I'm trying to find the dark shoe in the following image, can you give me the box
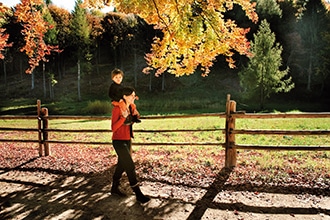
[132,185,150,204]
[111,182,126,197]
[132,115,141,123]
[111,188,126,197]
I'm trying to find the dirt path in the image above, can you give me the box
[1,169,329,220]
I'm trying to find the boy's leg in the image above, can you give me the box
[130,103,139,116]
[118,100,133,124]
[118,100,129,116]
[130,104,141,123]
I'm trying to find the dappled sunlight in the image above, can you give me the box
[0,142,329,219]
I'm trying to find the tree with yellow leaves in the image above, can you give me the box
[87,0,258,76]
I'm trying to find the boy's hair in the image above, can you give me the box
[111,68,124,79]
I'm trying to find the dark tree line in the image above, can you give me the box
[0,0,330,102]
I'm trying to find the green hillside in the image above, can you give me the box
[1,55,329,116]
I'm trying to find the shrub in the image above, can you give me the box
[84,100,112,115]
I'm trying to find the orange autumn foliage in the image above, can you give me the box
[0,4,12,59]
[15,0,59,74]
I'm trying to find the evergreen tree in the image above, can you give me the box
[239,20,294,110]
[296,0,328,92]
[255,0,282,21]
[48,5,72,79]
[42,5,58,99]
[70,0,91,101]
[319,12,330,96]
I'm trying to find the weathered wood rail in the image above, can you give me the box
[0,95,329,168]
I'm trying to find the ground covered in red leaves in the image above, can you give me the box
[0,143,329,219]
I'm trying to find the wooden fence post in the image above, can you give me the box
[41,107,50,156]
[225,94,237,168]
[37,100,43,156]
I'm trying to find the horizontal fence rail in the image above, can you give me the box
[232,112,330,118]
[0,95,329,167]
[40,113,225,147]
[233,129,330,135]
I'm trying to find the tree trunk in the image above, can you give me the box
[77,59,81,101]
[20,56,23,80]
[96,41,100,75]
[57,53,62,80]
[120,45,124,70]
[3,60,7,87]
[307,53,312,91]
[49,78,54,100]
[31,71,35,90]
[134,48,137,88]
[260,65,265,110]
[162,73,165,91]
[113,47,117,67]
[149,72,152,92]
[43,62,47,98]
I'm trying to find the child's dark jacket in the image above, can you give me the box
[109,82,123,102]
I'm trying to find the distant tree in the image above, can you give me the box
[296,0,328,92]
[276,0,299,64]
[70,0,91,101]
[42,4,59,99]
[254,0,282,39]
[0,4,13,87]
[48,5,72,79]
[319,13,330,95]
[87,0,258,76]
[101,12,139,68]
[0,5,12,60]
[14,0,59,74]
[255,0,282,21]
[87,11,104,75]
[239,20,294,109]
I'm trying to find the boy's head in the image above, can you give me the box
[111,68,124,85]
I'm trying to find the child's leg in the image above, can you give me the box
[113,100,130,119]
[118,100,129,118]
[130,103,141,123]
[130,103,139,117]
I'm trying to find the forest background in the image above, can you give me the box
[0,0,330,116]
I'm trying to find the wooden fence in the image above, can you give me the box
[0,95,329,168]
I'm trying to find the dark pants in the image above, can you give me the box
[112,140,138,186]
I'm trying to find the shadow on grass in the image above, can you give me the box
[0,161,329,219]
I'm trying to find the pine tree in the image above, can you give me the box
[70,0,91,101]
[239,20,294,110]
[296,0,328,93]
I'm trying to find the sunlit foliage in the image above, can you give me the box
[86,0,258,76]
[0,4,12,59]
[14,0,59,73]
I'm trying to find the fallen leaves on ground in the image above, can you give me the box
[0,143,329,196]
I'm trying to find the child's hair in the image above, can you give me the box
[111,68,124,79]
